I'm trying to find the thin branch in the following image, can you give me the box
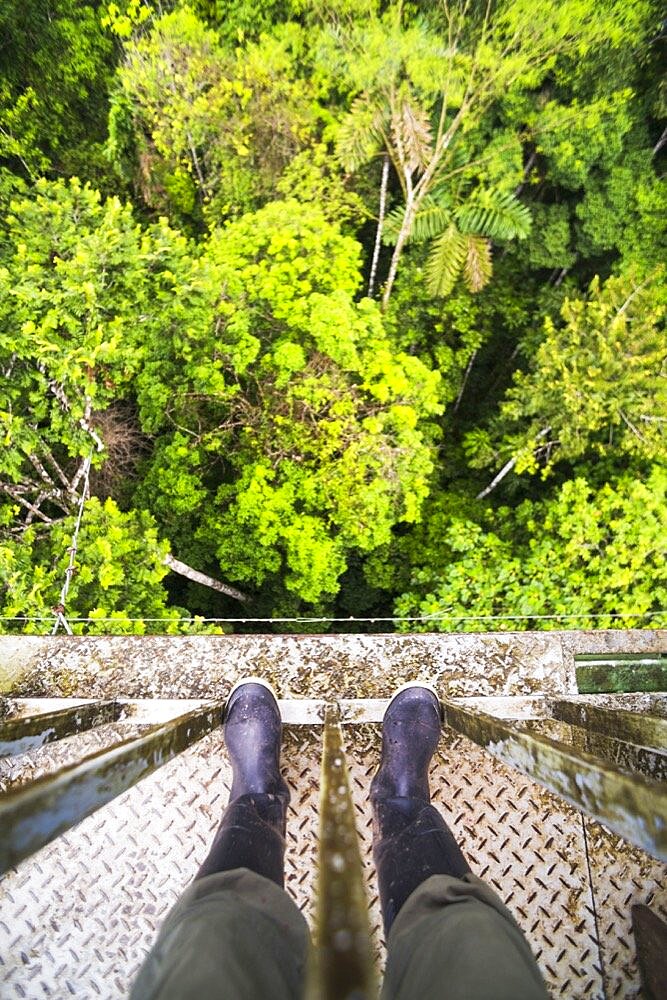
[0,484,54,524]
[652,125,667,158]
[27,452,55,488]
[453,350,477,413]
[619,410,647,443]
[163,553,249,603]
[476,453,518,500]
[476,427,551,500]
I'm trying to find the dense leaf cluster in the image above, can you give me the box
[0,0,664,633]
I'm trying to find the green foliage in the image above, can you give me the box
[0,0,664,633]
[426,225,468,297]
[190,0,304,44]
[0,178,149,490]
[275,143,368,230]
[109,9,320,224]
[466,270,666,480]
[133,199,442,604]
[456,188,532,241]
[394,467,667,631]
[0,0,115,181]
[0,498,198,634]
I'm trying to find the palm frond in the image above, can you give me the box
[399,99,433,173]
[411,197,451,242]
[426,223,467,297]
[336,97,384,172]
[381,205,408,245]
[381,196,450,246]
[456,188,532,240]
[463,235,493,293]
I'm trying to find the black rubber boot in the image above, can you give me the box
[196,681,290,888]
[371,686,471,934]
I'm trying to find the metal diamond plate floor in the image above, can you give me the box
[2,724,665,999]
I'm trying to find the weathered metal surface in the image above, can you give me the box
[571,693,667,719]
[0,699,116,757]
[550,699,667,750]
[0,718,148,793]
[524,716,667,783]
[579,732,667,782]
[561,636,667,656]
[2,720,665,998]
[0,703,222,874]
[575,654,667,694]
[578,665,667,694]
[0,632,579,699]
[308,706,377,1000]
[584,820,667,999]
[344,725,607,997]
[1,629,666,999]
[441,701,667,861]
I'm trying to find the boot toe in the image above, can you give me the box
[225,681,280,725]
[385,685,442,727]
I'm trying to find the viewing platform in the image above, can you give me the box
[1,630,665,999]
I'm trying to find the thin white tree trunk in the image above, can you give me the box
[453,350,477,413]
[368,154,390,298]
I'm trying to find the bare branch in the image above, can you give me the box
[476,427,552,500]
[163,553,249,603]
[0,484,54,524]
[453,350,477,413]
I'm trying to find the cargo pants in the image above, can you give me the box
[131,867,549,999]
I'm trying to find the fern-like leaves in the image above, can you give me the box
[463,235,493,292]
[456,188,532,240]
[426,224,467,297]
[382,195,451,246]
[336,97,384,172]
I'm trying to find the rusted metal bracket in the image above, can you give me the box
[308,702,377,1000]
[0,702,222,874]
[632,904,667,1000]
[441,700,667,862]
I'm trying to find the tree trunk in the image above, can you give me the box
[368,154,390,298]
[381,194,415,312]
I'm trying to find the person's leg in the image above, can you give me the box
[370,685,470,933]
[131,680,309,1000]
[196,680,290,886]
[373,685,548,1000]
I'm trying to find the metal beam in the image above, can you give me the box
[551,699,667,750]
[308,703,377,1000]
[580,731,667,783]
[0,703,222,874]
[441,700,667,862]
[576,655,667,694]
[0,701,117,757]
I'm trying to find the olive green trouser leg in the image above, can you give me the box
[130,868,310,1000]
[382,873,549,1000]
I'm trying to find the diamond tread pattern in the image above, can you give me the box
[1,727,665,998]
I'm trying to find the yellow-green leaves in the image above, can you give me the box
[467,269,667,481]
